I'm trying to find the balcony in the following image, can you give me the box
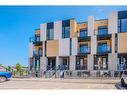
[97,45,111,54]
[78,36,91,42]
[97,34,111,40]
[29,36,42,46]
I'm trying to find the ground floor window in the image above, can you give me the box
[117,54,127,70]
[76,56,87,70]
[94,55,108,70]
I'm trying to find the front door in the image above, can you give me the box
[96,56,108,70]
[62,57,69,70]
[76,56,87,70]
[47,58,56,70]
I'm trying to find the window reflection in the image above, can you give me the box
[118,18,127,32]
[62,26,70,38]
[79,29,87,37]
[98,26,108,35]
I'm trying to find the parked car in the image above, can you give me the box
[0,72,12,82]
[121,70,127,87]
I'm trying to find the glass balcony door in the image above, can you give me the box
[79,44,89,54]
[98,26,108,35]
[79,29,87,37]
[97,43,110,53]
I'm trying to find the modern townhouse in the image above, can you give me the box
[29,10,127,77]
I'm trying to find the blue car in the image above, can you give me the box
[0,72,12,82]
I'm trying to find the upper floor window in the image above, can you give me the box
[79,44,89,53]
[47,22,54,40]
[98,26,108,35]
[79,29,87,37]
[62,26,70,38]
[118,18,127,32]
[35,35,40,42]
[62,20,70,38]
[97,42,110,53]
[47,28,54,40]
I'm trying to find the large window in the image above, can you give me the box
[47,28,54,40]
[79,29,87,37]
[118,18,127,32]
[62,26,70,38]
[98,26,108,35]
[97,42,110,53]
[94,56,108,70]
[117,56,127,70]
[79,44,89,53]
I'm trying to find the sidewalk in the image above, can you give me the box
[0,78,119,89]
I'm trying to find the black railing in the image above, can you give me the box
[29,36,42,45]
[78,36,91,42]
[76,65,87,70]
[97,34,112,40]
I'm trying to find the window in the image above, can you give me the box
[98,26,108,35]
[35,36,40,42]
[118,18,127,32]
[47,28,54,40]
[117,56,127,70]
[79,29,87,37]
[79,44,89,53]
[38,47,42,56]
[62,26,70,38]
[97,42,110,53]
[94,56,108,70]
[76,57,87,70]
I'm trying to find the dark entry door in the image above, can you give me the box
[62,57,69,70]
[47,58,56,70]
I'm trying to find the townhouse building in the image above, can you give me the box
[29,10,127,77]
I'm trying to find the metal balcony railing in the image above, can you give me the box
[29,36,42,45]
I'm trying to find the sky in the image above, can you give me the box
[0,6,127,67]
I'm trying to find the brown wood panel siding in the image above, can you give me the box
[70,19,77,38]
[94,20,108,30]
[118,33,127,53]
[46,40,59,57]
